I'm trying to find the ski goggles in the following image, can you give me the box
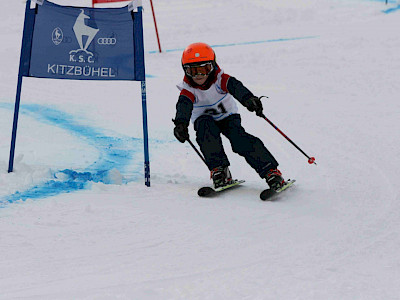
[183,62,214,78]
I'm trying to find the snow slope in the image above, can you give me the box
[1,0,399,299]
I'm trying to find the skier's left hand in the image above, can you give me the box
[244,96,263,117]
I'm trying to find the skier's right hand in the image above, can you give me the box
[244,96,263,117]
[174,122,189,143]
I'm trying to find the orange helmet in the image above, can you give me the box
[181,43,216,77]
[181,42,215,65]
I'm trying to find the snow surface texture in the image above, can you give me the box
[1,0,399,299]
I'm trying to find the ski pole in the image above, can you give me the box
[256,101,316,165]
[187,138,208,166]
[173,119,208,166]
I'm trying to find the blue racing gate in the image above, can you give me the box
[9,0,150,186]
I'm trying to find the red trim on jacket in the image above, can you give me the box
[220,73,230,93]
[180,89,195,103]
[183,75,192,85]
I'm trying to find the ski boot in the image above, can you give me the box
[211,166,232,189]
[265,168,285,191]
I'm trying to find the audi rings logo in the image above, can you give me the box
[97,37,117,45]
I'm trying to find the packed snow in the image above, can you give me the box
[1,0,399,299]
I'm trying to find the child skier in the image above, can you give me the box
[173,42,285,190]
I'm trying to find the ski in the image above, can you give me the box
[198,179,245,197]
[260,179,296,201]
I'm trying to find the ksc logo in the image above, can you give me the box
[52,27,63,45]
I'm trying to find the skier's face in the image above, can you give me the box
[192,74,208,85]
[183,61,213,86]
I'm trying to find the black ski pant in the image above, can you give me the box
[194,114,278,178]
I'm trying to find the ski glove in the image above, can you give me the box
[174,122,189,143]
[244,96,263,117]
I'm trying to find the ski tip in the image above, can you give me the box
[198,187,214,197]
[260,189,276,201]
[260,179,296,201]
[197,179,245,197]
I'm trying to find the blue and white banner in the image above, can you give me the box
[10,0,150,186]
[25,0,145,81]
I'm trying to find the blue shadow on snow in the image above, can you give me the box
[382,5,400,13]
[0,103,142,205]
